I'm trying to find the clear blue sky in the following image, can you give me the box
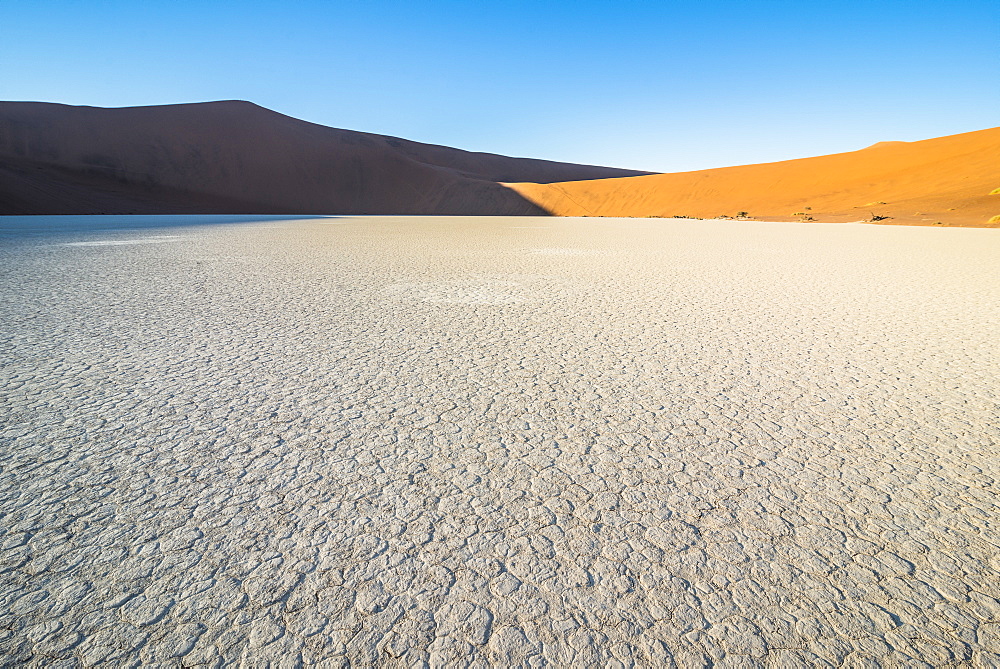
[2,0,997,172]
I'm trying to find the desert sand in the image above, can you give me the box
[1,215,998,665]
[508,127,1000,227]
[0,102,649,216]
[4,102,996,227]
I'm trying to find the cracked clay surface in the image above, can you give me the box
[1,215,998,666]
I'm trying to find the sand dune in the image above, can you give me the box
[508,127,1000,227]
[0,101,650,216]
[3,101,995,225]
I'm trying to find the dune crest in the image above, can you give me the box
[508,127,1000,227]
[864,140,907,150]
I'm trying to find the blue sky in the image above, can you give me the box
[2,0,997,172]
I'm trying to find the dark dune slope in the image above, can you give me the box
[0,101,651,215]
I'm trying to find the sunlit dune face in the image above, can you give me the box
[507,127,1000,227]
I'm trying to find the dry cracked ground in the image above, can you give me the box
[1,215,999,667]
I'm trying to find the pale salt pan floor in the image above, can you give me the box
[1,215,999,667]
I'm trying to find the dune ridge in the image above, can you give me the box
[507,127,1000,227]
[0,101,651,216]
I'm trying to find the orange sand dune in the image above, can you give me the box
[508,127,1000,227]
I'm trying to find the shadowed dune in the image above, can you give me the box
[507,127,1000,227]
[0,101,651,216]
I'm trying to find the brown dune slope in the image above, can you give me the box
[0,101,651,215]
[508,127,1000,226]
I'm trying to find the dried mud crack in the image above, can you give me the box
[1,215,998,666]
